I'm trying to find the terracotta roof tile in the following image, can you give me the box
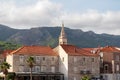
[100,46,120,53]
[82,48,94,51]
[2,50,13,57]
[61,45,99,57]
[10,46,58,56]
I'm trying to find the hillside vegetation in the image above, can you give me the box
[0,24,120,48]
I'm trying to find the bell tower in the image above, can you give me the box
[59,23,67,45]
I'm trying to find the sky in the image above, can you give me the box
[0,0,120,35]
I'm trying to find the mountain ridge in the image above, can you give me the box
[0,24,120,48]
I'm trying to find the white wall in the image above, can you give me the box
[58,45,68,80]
[6,54,13,72]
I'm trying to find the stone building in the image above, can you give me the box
[0,50,13,64]
[0,53,5,64]
[97,46,120,80]
[54,44,100,80]
[54,23,100,80]
[5,23,100,80]
[6,46,64,80]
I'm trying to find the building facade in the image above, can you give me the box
[97,46,120,80]
[4,23,101,80]
[6,46,64,80]
[2,23,120,80]
[54,44,100,80]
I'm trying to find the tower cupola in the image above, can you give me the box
[59,23,67,45]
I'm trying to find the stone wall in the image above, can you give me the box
[7,54,59,73]
[68,56,100,80]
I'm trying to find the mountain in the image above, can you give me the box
[0,24,19,40]
[0,24,120,48]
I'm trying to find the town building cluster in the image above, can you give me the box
[0,24,120,80]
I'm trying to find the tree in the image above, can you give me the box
[26,56,35,80]
[0,62,11,80]
[81,75,90,80]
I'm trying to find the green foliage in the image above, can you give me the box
[0,61,11,80]
[1,24,120,48]
[6,73,15,80]
[0,76,3,80]
[0,62,11,70]
[81,75,90,80]
[26,56,35,80]
[26,56,35,68]
[0,41,21,51]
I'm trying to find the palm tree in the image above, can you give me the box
[81,75,90,80]
[0,62,11,80]
[26,56,35,80]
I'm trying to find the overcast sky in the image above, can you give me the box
[0,0,120,35]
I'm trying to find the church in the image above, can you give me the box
[54,23,100,80]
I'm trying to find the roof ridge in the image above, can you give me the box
[10,46,25,54]
[9,45,58,56]
[74,47,99,56]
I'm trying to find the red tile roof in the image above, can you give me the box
[0,50,13,58]
[0,54,4,58]
[2,50,13,57]
[82,48,94,51]
[10,46,57,56]
[61,45,99,56]
[100,46,120,53]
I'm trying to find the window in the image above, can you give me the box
[74,67,77,73]
[41,66,46,72]
[62,57,64,62]
[36,56,40,63]
[74,77,76,80]
[19,55,24,64]
[105,65,108,70]
[35,66,40,72]
[74,57,77,63]
[52,57,54,61]
[43,57,45,61]
[116,65,119,71]
[24,66,29,72]
[83,58,85,62]
[116,56,119,61]
[104,64,109,73]
[51,66,55,72]
[36,56,40,60]
[19,66,24,72]
[91,58,94,62]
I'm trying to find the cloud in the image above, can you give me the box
[0,0,120,35]
[0,0,62,28]
[59,10,120,35]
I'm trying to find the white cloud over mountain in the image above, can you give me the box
[0,0,120,35]
[61,10,120,35]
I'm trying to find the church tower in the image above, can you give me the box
[59,23,67,45]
